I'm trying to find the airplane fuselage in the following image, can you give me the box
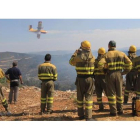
[29,21,47,39]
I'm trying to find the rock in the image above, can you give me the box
[63,114,67,117]
[21,86,27,90]
[0,112,3,116]
[64,107,67,110]
[66,90,71,93]
[34,87,41,91]
[2,87,9,91]
[71,115,77,119]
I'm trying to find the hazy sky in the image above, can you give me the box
[1,19,140,53]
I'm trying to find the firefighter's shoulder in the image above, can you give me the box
[111,50,127,57]
[113,50,125,55]
[91,55,95,62]
[39,62,56,69]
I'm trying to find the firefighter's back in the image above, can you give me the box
[38,54,57,114]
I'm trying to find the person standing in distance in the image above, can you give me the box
[5,61,23,104]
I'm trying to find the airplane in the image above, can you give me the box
[29,21,47,39]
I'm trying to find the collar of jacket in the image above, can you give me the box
[44,61,50,63]
[96,54,104,61]
[82,48,91,52]
[128,51,136,54]
[108,47,116,51]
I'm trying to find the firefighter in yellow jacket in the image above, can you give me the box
[124,45,137,103]
[38,54,57,114]
[98,41,132,116]
[132,56,140,97]
[69,41,95,121]
[0,68,11,116]
[94,48,107,111]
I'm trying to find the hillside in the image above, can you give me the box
[0,52,76,90]
[0,86,139,121]
[0,50,140,90]
[29,50,98,57]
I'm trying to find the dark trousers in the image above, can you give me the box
[135,74,140,96]
[9,86,19,103]
[124,71,137,103]
[95,75,107,109]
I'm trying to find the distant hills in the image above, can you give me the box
[29,50,74,56]
[0,49,140,90]
[0,52,76,90]
[29,48,140,57]
[29,50,99,57]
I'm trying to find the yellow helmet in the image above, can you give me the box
[129,45,137,52]
[81,41,91,50]
[98,47,106,54]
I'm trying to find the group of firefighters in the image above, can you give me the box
[69,40,139,121]
[0,40,140,121]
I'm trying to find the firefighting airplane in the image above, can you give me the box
[29,21,47,39]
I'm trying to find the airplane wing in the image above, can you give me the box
[29,25,38,32]
[40,30,47,34]
[29,29,38,32]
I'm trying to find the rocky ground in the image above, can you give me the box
[0,86,140,121]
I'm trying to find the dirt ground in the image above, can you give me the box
[0,86,140,121]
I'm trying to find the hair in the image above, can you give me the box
[45,54,51,61]
[13,61,17,67]
[108,40,116,47]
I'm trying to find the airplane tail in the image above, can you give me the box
[37,34,40,39]
[29,25,32,30]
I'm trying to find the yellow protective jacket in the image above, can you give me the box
[128,52,137,72]
[0,68,5,79]
[132,56,140,73]
[94,54,106,76]
[69,49,95,77]
[98,48,132,75]
[38,61,57,81]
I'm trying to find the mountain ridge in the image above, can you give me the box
[0,49,140,90]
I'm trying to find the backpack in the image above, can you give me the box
[0,68,5,79]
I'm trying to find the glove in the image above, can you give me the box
[72,50,78,57]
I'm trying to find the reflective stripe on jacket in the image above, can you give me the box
[98,48,132,74]
[132,56,140,73]
[69,49,95,76]
[128,52,137,72]
[94,54,105,75]
[38,62,57,81]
